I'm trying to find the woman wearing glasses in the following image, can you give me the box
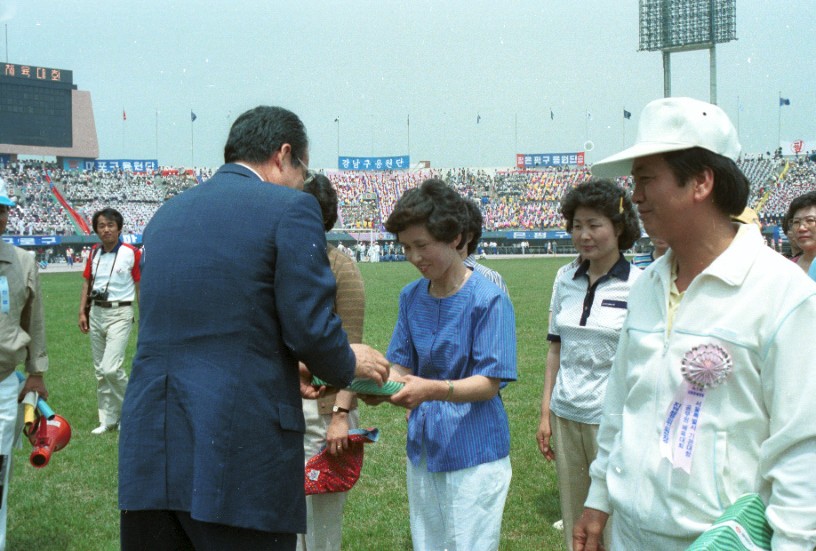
[785,190,816,274]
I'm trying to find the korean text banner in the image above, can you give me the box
[85,160,159,173]
[516,152,585,169]
[339,156,410,171]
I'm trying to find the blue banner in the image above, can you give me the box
[85,159,159,173]
[2,234,143,247]
[339,156,409,171]
[507,230,570,240]
[2,236,63,247]
[515,152,585,169]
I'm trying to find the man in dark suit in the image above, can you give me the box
[118,106,389,550]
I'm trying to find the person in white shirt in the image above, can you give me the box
[78,208,141,435]
[575,97,816,550]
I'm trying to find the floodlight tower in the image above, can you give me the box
[638,0,737,105]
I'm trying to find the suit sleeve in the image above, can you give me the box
[273,193,355,388]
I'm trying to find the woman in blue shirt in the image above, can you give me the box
[381,179,517,551]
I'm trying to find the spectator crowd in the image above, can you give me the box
[1,155,815,237]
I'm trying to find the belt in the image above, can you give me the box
[93,300,133,309]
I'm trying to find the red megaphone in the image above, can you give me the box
[28,414,72,468]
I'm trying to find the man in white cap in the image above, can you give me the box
[574,97,816,550]
[0,177,48,548]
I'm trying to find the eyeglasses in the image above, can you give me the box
[791,216,816,230]
[303,169,316,187]
[295,155,312,183]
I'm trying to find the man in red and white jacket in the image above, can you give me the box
[78,208,140,435]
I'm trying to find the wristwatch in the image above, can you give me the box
[332,405,350,414]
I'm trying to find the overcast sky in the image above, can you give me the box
[3,0,814,169]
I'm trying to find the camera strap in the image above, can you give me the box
[92,245,119,297]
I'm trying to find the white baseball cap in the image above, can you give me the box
[0,178,15,207]
[592,97,741,178]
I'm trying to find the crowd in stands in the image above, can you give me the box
[1,154,815,237]
[752,157,816,226]
[0,164,76,235]
[0,162,199,235]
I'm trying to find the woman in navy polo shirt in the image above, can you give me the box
[536,179,641,550]
[381,178,517,551]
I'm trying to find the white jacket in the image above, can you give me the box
[586,224,816,550]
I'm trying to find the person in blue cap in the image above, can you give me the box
[0,176,48,549]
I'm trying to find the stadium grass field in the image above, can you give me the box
[9,257,568,550]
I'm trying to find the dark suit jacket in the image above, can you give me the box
[118,164,356,533]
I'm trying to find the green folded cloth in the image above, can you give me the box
[686,493,772,551]
[312,376,404,396]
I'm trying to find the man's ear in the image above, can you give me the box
[690,167,715,204]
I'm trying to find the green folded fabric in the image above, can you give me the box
[312,376,404,396]
[686,493,772,551]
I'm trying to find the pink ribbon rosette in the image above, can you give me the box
[660,344,733,473]
[680,344,733,389]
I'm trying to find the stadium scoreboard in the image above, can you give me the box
[0,62,75,147]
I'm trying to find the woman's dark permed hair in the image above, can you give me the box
[784,190,816,229]
[464,199,484,256]
[560,179,641,250]
[223,106,308,166]
[303,174,338,232]
[385,178,468,249]
[662,147,749,216]
[92,207,124,233]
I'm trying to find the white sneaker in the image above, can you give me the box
[552,519,564,530]
[91,422,119,435]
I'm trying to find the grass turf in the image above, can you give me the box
[8,257,568,550]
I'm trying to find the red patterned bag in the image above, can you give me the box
[304,428,379,495]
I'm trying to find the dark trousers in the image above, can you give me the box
[120,510,296,551]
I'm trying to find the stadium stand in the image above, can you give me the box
[1,155,814,237]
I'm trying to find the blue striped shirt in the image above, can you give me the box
[387,271,517,472]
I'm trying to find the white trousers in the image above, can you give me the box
[296,398,360,551]
[89,305,133,425]
[0,373,21,551]
[407,451,511,551]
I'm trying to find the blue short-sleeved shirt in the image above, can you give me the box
[387,271,517,472]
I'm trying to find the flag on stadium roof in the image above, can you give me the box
[191,110,198,122]
[623,109,632,119]
[779,97,791,106]
[550,109,554,120]
[122,109,127,121]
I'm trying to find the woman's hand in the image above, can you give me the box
[536,414,555,461]
[326,413,350,455]
[390,374,436,410]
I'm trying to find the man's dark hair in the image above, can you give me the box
[223,106,308,167]
[303,174,339,232]
[464,199,483,256]
[560,179,641,250]
[385,179,468,249]
[92,207,124,233]
[662,147,749,216]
